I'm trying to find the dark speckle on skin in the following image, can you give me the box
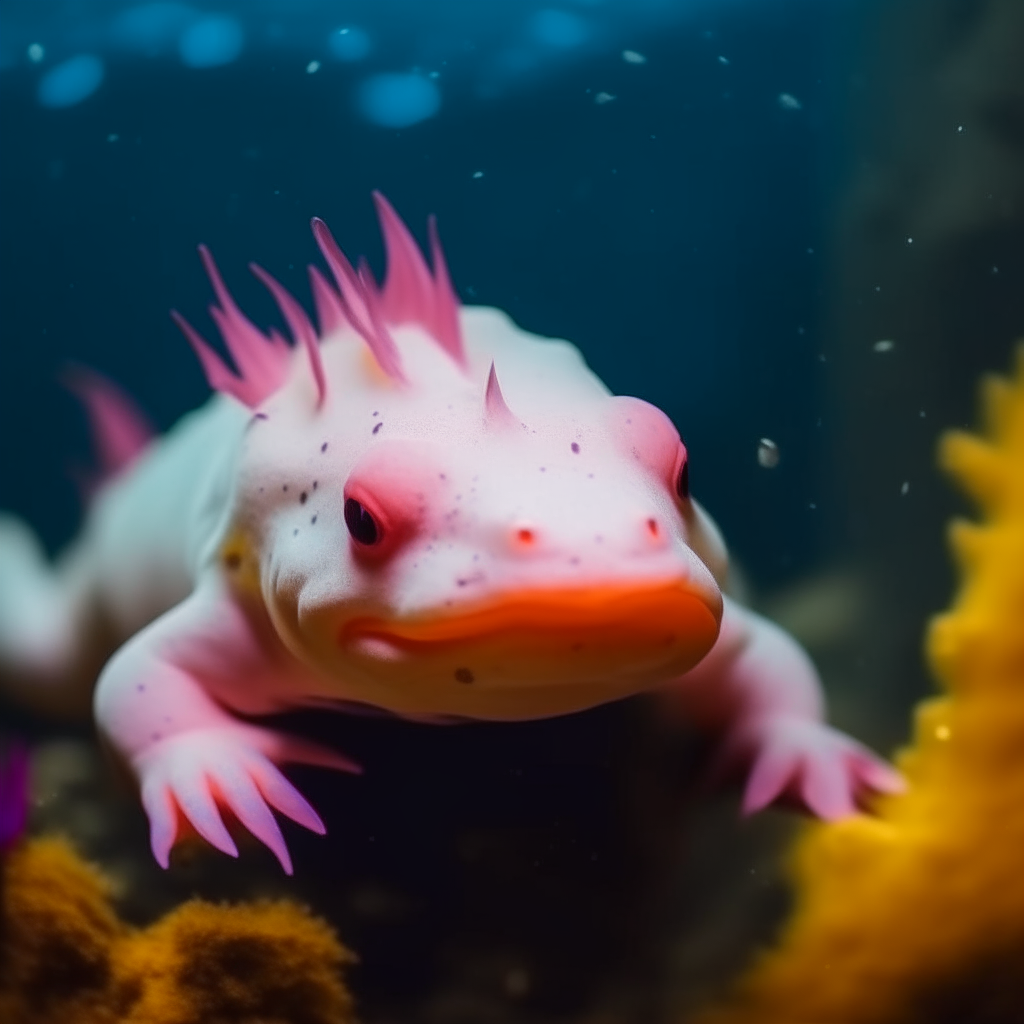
[571,442,580,454]
[313,481,318,490]
[283,484,289,492]
[136,684,145,692]
[570,556,580,566]
[311,515,318,524]
[255,412,269,420]
[372,422,383,435]
[293,528,299,536]
[539,466,546,472]
[454,667,475,684]
[224,552,241,570]
[300,491,308,504]
[372,410,379,417]
[439,473,447,480]
[587,473,595,479]
[321,442,328,453]
[151,732,161,742]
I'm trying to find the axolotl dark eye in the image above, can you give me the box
[675,446,690,501]
[344,498,380,545]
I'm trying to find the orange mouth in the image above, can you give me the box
[340,578,722,668]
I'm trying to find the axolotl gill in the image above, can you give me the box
[0,194,902,874]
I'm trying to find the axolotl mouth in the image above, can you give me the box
[337,577,722,717]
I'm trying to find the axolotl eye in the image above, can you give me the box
[344,498,380,546]
[674,444,690,501]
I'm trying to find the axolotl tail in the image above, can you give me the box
[0,369,151,718]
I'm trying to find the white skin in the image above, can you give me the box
[0,304,903,875]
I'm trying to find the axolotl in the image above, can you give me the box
[0,194,901,873]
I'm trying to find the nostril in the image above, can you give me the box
[514,527,536,547]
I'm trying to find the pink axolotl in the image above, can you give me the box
[0,194,901,874]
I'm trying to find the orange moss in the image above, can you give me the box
[698,349,1024,1024]
[0,837,124,1024]
[119,898,355,1024]
[0,837,356,1024]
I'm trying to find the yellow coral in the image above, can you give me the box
[698,349,1024,1024]
[0,837,356,1024]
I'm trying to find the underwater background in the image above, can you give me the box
[1,1,1022,1022]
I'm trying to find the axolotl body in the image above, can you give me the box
[0,194,900,873]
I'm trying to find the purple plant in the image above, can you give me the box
[0,739,29,852]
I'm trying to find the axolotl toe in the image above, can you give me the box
[0,193,902,873]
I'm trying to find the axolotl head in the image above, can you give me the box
[177,195,726,721]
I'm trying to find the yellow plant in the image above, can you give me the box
[0,836,357,1024]
[698,349,1024,1024]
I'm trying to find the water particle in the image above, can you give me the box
[718,55,730,65]
[531,9,589,49]
[874,339,895,353]
[901,481,910,496]
[27,43,45,62]
[757,438,781,468]
[778,92,802,111]
[329,26,371,62]
[622,50,646,64]
[306,60,321,74]
[179,15,244,68]
[594,92,616,105]
[38,54,105,108]
[357,73,440,128]
[107,133,119,142]
[473,170,484,179]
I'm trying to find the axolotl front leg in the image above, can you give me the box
[672,596,904,818]
[94,581,358,873]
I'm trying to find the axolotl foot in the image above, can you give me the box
[719,714,905,820]
[133,724,359,874]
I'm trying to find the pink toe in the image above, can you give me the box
[272,734,362,775]
[801,752,857,820]
[857,757,906,795]
[174,775,239,858]
[742,746,799,816]
[141,779,177,869]
[249,759,326,835]
[214,769,293,875]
